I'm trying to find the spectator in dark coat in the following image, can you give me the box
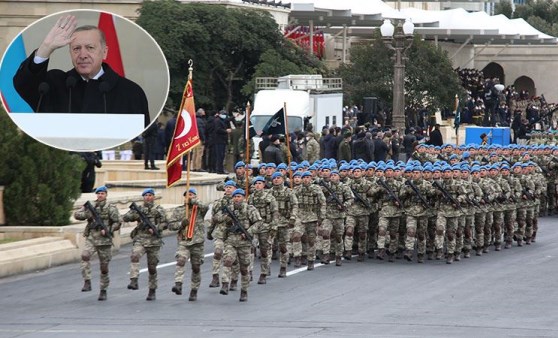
[337,132,352,162]
[323,127,338,159]
[263,135,285,165]
[164,116,176,155]
[211,111,230,174]
[259,134,272,161]
[428,124,444,146]
[373,132,389,162]
[154,122,165,160]
[205,112,216,171]
[142,122,159,170]
[352,132,373,162]
[402,128,417,161]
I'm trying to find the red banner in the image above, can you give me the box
[166,78,200,187]
[98,12,125,77]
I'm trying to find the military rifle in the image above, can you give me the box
[522,189,535,201]
[221,205,255,246]
[432,181,463,211]
[84,201,112,238]
[129,202,160,238]
[379,179,405,209]
[350,187,371,209]
[404,180,429,208]
[318,180,346,211]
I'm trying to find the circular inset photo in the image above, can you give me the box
[0,9,169,151]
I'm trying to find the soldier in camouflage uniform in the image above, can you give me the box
[520,164,537,244]
[488,166,505,251]
[124,188,168,301]
[269,172,298,277]
[433,167,467,264]
[531,162,547,242]
[216,161,246,191]
[74,186,121,301]
[500,165,520,248]
[216,189,262,302]
[293,171,326,270]
[208,180,236,288]
[345,165,377,261]
[365,163,381,259]
[319,170,353,266]
[376,166,404,262]
[472,166,489,256]
[169,188,208,301]
[400,166,434,263]
[248,176,279,285]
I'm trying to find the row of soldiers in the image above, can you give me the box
[76,142,556,302]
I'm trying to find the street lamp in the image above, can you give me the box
[380,18,414,131]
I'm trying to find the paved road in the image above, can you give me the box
[1,216,557,338]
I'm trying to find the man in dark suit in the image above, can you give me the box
[13,15,150,126]
[429,124,444,146]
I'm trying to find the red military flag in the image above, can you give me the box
[166,75,201,187]
[98,12,125,77]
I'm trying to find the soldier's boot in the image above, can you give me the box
[97,290,107,301]
[272,250,278,260]
[464,250,471,258]
[335,256,342,266]
[219,282,229,295]
[476,248,483,256]
[239,290,248,302]
[278,267,287,278]
[396,249,404,260]
[209,274,220,288]
[127,278,138,290]
[532,231,537,243]
[403,250,413,262]
[376,249,386,260]
[250,271,253,281]
[494,243,502,251]
[525,237,532,245]
[435,249,443,260]
[343,251,352,260]
[81,280,92,292]
[229,280,238,291]
[320,254,330,265]
[417,254,424,263]
[454,252,461,262]
[357,253,365,262]
[388,252,395,263]
[301,257,308,266]
[316,250,323,261]
[482,244,489,253]
[257,274,267,285]
[426,251,434,260]
[172,282,182,295]
[307,260,315,271]
[516,238,524,247]
[188,289,198,301]
[293,256,302,268]
[446,253,454,264]
[146,289,156,301]
[504,241,512,249]
[367,249,375,259]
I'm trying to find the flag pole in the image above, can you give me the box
[245,101,251,196]
[283,102,293,189]
[184,60,194,225]
[454,94,459,146]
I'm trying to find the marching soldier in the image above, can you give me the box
[124,188,168,301]
[269,172,298,277]
[169,188,209,301]
[216,189,262,302]
[376,165,404,262]
[74,185,121,301]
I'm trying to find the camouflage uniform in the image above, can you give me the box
[168,199,208,297]
[269,183,298,276]
[319,179,353,265]
[248,188,278,283]
[124,201,168,293]
[474,173,492,255]
[293,181,326,268]
[376,178,404,260]
[346,176,378,260]
[400,178,434,262]
[74,200,120,293]
[520,172,537,243]
[433,178,467,262]
[217,201,262,298]
[532,167,547,241]
[209,194,234,287]
[303,133,320,164]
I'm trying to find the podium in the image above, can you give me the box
[10,113,144,151]
[465,126,511,146]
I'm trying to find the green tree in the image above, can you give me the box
[338,33,465,126]
[0,107,83,226]
[495,0,513,19]
[136,0,323,111]
[496,0,558,36]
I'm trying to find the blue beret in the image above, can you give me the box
[95,186,107,193]
[443,166,452,172]
[293,171,302,177]
[271,172,283,179]
[449,154,458,160]
[309,165,318,171]
[224,180,237,187]
[258,163,267,170]
[253,176,265,184]
[184,187,197,196]
[235,161,245,169]
[339,164,350,171]
[302,171,312,178]
[404,166,414,172]
[301,161,310,167]
[413,166,423,171]
[277,163,287,170]
[330,170,340,176]
[232,189,245,196]
[290,161,298,167]
[376,165,385,172]
[267,163,276,168]
[142,188,155,196]
[462,151,470,159]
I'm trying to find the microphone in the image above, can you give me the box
[36,82,50,112]
[65,76,77,113]
[99,82,110,113]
